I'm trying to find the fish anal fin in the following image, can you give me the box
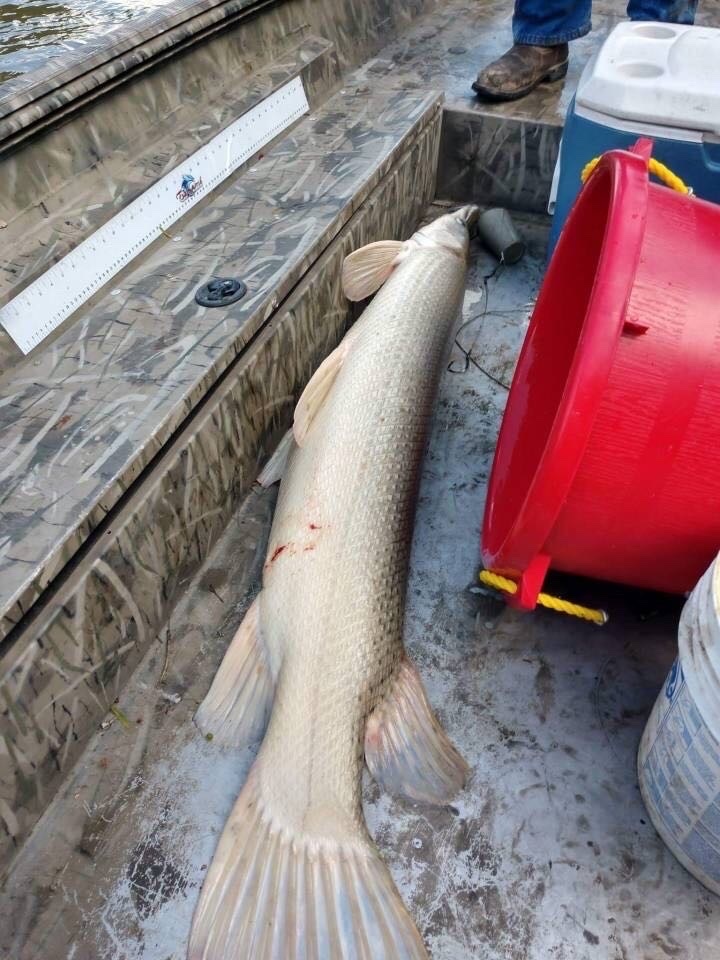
[342,240,407,301]
[257,428,295,487]
[293,340,351,446]
[189,765,429,959]
[365,657,469,804]
[194,596,273,747]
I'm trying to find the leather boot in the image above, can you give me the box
[472,43,569,102]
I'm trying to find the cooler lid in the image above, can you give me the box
[576,22,720,135]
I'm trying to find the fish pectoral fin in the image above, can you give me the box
[293,340,350,446]
[365,657,469,804]
[194,595,274,747]
[189,765,429,960]
[257,428,295,487]
[342,240,407,301]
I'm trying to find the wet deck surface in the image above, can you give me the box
[354,0,720,126]
[2,209,716,959]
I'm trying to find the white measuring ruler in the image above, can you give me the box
[0,76,310,355]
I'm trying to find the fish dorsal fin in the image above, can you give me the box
[293,340,350,446]
[342,240,407,301]
[365,657,469,804]
[194,596,274,747]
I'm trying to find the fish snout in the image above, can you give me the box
[455,204,480,228]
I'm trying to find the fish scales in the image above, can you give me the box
[262,247,466,828]
[190,207,477,960]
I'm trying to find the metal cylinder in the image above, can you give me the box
[477,207,525,264]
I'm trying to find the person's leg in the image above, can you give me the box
[473,0,590,101]
[513,0,592,45]
[627,0,697,23]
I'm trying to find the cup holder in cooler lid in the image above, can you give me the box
[576,22,720,135]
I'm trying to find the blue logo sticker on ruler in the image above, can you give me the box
[177,174,203,202]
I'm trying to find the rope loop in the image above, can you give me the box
[478,570,608,626]
[580,155,691,195]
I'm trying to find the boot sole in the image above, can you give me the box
[472,60,568,102]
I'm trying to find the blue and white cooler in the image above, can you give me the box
[548,22,720,257]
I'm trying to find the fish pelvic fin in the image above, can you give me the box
[342,240,407,301]
[293,339,351,446]
[188,766,429,960]
[257,429,295,487]
[194,596,274,747]
[365,657,469,805]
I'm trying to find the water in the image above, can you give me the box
[0,0,178,84]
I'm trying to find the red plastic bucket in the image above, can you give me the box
[481,142,720,610]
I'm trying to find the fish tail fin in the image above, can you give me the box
[189,766,429,960]
[365,657,469,804]
[194,596,273,747]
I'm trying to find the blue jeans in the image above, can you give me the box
[513,0,698,45]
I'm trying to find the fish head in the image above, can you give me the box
[409,205,480,260]
[342,206,480,301]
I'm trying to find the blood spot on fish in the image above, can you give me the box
[268,544,288,564]
[309,523,321,530]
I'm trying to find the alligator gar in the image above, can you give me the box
[189,205,478,960]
